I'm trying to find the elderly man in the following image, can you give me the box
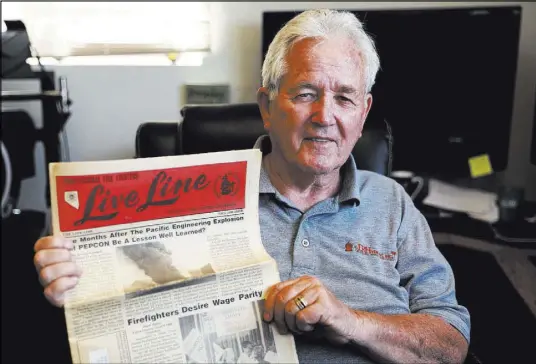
[33,9,470,364]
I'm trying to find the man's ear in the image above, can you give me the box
[363,93,373,121]
[360,93,374,128]
[257,87,272,131]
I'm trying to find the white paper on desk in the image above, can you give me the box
[467,209,499,223]
[423,179,499,223]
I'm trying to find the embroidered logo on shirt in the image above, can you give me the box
[345,242,397,261]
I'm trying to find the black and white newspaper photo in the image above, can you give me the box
[179,300,279,363]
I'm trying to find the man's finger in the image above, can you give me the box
[34,236,73,252]
[263,278,300,322]
[271,279,315,334]
[39,262,82,287]
[283,292,306,334]
[295,306,321,332]
[273,279,316,333]
[291,287,322,333]
[44,276,79,307]
[34,249,73,271]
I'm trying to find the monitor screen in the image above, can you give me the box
[262,6,522,178]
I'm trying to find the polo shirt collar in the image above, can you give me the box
[253,135,277,194]
[338,153,361,205]
[253,135,361,205]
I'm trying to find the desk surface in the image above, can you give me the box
[419,202,536,249]
[433,232,536,316]
[433,232,536,364]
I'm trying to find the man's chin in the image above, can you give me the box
[297,159,339,175]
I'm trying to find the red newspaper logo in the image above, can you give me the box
[55,161,247,231]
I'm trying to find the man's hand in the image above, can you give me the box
[262,275,359,345]
[263,276,468,363]
[33,236,82,307]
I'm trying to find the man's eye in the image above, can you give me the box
[336,95,353,103]
[295,93,315,100]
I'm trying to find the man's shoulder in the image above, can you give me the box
[355,169,405,198]
[354,169,417,220]
[354,170,427,246]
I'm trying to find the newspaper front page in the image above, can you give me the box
[49,149,299,364]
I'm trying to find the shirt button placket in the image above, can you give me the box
[291,226,315,276]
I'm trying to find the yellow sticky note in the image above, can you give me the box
[468,154,493,178]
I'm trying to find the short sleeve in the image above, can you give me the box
[396,198,471,343]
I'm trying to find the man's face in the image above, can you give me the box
[259,37,373,175]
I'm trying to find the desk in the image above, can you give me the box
[417,198,536,362]
[433,232,536,315]
[420,200,536,249]
[432,231,536,363]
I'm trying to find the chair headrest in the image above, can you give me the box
[180,103,265,154]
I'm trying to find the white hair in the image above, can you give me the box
[261,9,380,99]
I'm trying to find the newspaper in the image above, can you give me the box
[49,149,299,364]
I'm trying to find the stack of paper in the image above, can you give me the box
[423,179,498,223]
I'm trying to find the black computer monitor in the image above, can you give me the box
[262,6,522,179]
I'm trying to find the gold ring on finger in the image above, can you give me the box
[294,295,307,311]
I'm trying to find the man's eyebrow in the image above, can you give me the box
[287,83,359,94]
[337,85,358,94]
[288,82,317,93]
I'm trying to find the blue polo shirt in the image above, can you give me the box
[254,136,471,363]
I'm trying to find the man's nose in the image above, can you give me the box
[311,96,336,126]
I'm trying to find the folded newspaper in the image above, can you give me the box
[49,149,299,364]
